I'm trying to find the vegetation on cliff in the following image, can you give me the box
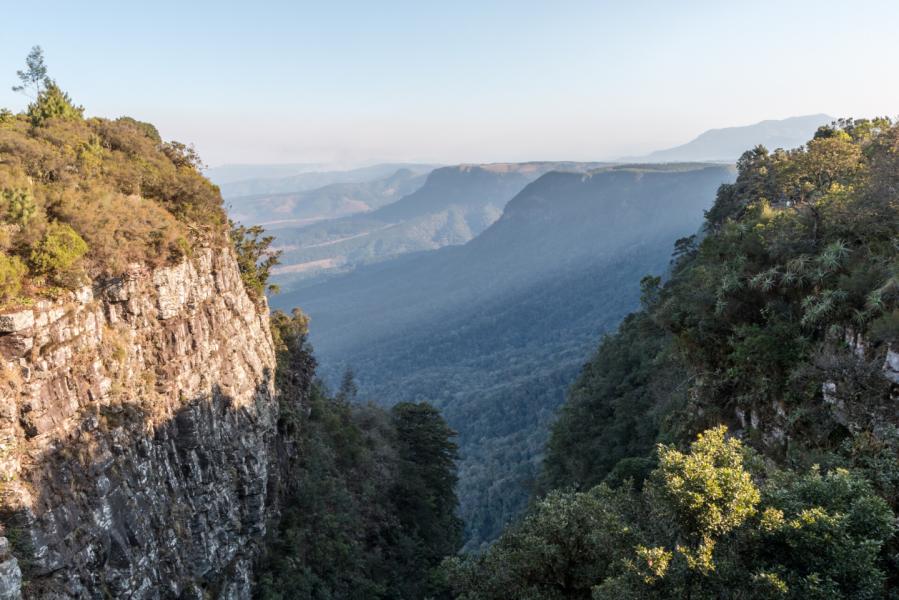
[0,47,228,305]
[447,427,894,599]
[258,310,462,599]
[453,119,899,598]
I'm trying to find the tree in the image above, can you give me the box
[12,45,48,99]
[462,426,896,599]
[444,485,637,600]
[27,81,83,126]
[390,402,463,599]
[336,368,359,403]
[229,221,281,299]
[3,188,37,226]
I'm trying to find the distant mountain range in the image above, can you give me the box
[205,163,327,185]
[627,114,833,162]
[226,168,429,230]
[214,163,438,198]
[271,162,736,550]
[269,162,608,287]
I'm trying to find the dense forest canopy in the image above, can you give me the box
[449,118,899,599]
[259,310,462,599]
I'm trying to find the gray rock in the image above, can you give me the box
[0,551,21,600]
[0,311,34,334]
[0,248,278,599]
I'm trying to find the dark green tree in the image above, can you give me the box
[389,402,464,599]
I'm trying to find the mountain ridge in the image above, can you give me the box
[625,114,834,162]
[272,162,737,548]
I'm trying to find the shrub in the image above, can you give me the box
[27,81,84,127]
[231,222,281,299]
[29,221,88,287]
[0,254,26,302]
[2,188,36,226]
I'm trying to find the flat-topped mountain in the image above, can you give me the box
[268,161,609,286]
[226,167,429,230]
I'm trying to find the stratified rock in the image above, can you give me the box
[0,247,277,599]
[0,312,33,335]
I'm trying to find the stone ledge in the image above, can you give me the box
[0,311,34,334]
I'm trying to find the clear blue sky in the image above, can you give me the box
[2,0,897,166]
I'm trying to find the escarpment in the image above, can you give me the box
[0,247,277,598]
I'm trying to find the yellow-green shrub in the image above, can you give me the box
[0,254,26,301]
[2,188,36,225]
[29,222,88,287]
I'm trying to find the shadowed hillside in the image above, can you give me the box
[269,162,608,286]
[273,163,736,547]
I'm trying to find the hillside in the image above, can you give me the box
[215,162,437,198]
[273,163,736,548]
[205,162,325,184]
[0,73,462,599]
[226,167,428,229]
[450,118,899,599]
[0,87,227,308]
[0,79,277,596]
[631,114,833,162]
[268,162,608,286]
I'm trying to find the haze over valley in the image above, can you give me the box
[3,3,899,597]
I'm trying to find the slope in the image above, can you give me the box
[226,167,429,229]
[632,114,833,162]
[273,163,736,548]
[269,162,607,286]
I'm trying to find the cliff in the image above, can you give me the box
[0,247,276,598]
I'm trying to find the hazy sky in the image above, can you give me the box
[2,0,898,167]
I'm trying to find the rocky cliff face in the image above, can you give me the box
[0,247,276,598]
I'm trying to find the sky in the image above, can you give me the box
[1,0,898,167]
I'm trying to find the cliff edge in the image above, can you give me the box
[0,246,276,598]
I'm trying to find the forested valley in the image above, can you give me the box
[255,118,899,599]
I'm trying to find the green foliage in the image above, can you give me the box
[29,221,88,287]
[258,311,462,599]
[450,428,895,600]
[27,81,83,127]
[390,402,464,598]
[444,485,637,600]
[230,222,281,299]
[0,254,26,301]
[3,188,36,225]
[648,426,760,573]
[537,119,899,597]
[753,467,895,598]
[0,49,229,305]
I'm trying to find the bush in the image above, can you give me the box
[230,222,281,299]
[0,254,26,302]
[27,81,83,127]
[452,427,896,600]
[29,221,88,287]
[2,188,36,225]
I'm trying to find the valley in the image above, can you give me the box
[271,162,736,547]
[1,29,896,597]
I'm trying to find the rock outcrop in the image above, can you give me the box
[0,247,276,598]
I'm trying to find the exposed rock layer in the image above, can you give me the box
[0,248,276,598]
